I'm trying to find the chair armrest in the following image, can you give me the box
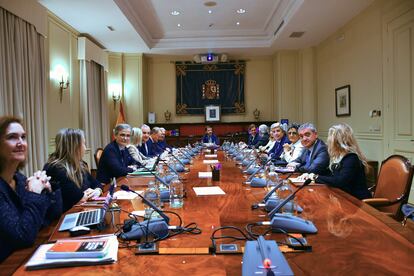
[363,198,391,207]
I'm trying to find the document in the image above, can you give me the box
[198,172,212,178]
[113,190,143,200]
[203,160,219,164]
[193,186,226,196]
[204,154,217,158]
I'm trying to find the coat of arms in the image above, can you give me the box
[202,80,220,99]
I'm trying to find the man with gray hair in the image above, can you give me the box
[288,123,329,174]
[157,127,171,151]
[138,124,152,157]
[255,124,269,148]
[149,127,164,156]
[97,123,140,183]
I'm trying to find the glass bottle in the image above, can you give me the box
[277,180,295,215]
[169,176,184,208]
[143,180,161,219]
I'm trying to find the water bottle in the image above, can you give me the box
[277,180,295,214]
[143,180,161,218]
[169,176,184,208]
[267,171,281,199]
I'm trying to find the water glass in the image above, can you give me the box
[169,179,184,208]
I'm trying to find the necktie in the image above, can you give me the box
[305,150,311,167]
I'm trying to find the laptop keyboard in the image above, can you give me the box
[76,209,100,226]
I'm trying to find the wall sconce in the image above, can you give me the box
[50,65,69,103]
[253,108,260,121]
[164,110,172,122]
[109,83,122,109]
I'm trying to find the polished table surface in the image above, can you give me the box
[5,151,414,275]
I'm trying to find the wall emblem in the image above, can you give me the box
[202,79,220,99]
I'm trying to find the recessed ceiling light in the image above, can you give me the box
[236,8,246,14]
[171,10,180,16]
[208,10,212,14]
[177,23,181,27]
[236,22,240,26]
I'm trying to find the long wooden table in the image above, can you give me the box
[5,151,414,275]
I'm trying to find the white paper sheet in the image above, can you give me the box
[198,172,212,178]
[131,210,146,217]
[203,160,219,164]
[113,190,143,200]
[193,186,226,196]
[204,154,217,158]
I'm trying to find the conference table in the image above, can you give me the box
[4,150,414,275]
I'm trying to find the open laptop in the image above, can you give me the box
[58,178,116,231]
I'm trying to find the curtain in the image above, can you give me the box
[79,60,110,169]
[0,7,48,176]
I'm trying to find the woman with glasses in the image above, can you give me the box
[0,116,62,261]
[96,124,140,184]
[279,124,305,164]
[311,123,371,200]
[44,128,103,212]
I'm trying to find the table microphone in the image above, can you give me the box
[118,185,170,241]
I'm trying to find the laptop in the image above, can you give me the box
[58,178,116,231]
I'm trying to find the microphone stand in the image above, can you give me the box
[245,155,274,183]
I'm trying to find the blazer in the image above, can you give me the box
[293,139,329,174]
[268,135,290,159]
[128,144,149,165]
[157,140,170,151]
[255,133,269,148]
[202,134,219,145]
[96,140,139,184]
[248,134,260,147]
[0,172,62,262]
[317,153,371,200]
[138,142,150,157]
[44,163,103,213]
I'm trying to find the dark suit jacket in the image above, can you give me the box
[268,135,290,159]
[255,133,269,148]
[97,140,139,183]
[317,153,371,200]
[138,139,155,157]
[146,138,158,157]
[294,139,329,174]
[248,134,260,147]
[44,163,103,212]
[202,134,219,145]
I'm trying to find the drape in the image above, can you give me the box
[79,60,110,169]
[0,7,48,175]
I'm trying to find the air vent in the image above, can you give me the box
[274,20,284,36]
[289,32,305,38]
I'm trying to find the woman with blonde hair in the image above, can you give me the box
[44,128,103,212]
[127,127,149,165]
[316,123,371,199]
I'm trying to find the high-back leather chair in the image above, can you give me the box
[363,155,414,220]
[94,147,104,168]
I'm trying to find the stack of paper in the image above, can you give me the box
[193,186,226,196]
[203,160,219,164]
[198,172,212,178]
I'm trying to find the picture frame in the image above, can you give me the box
[205,105,221,122]
[335,85,351,117]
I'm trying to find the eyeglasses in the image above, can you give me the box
[288,131,298,135]
[119,133,131,138]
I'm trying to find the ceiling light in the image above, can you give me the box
[236,8,246,14]
[236,22,240,26]
[171,10,180,16]
[177,23,181,27]
[208,10,212,14]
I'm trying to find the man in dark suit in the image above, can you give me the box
[247,124,259,148]
[288,123,329,174]
[149,127,164,156]
[255,124,269,148]
[97,124,140,184]
[157,127,171,151]
[201,126,219,145]
[138,124,152,157]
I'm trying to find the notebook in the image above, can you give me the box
[58,179,116,231]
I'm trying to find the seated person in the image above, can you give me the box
[0,116,62,262]
[312,123,371,200]
[247,124,259,148]
[149,127,164,156]
[97,124,139,184]
[157,127,171,150]
[127,127,149,165]
[202,126,219,145]
[278,123,305,164]
[138,124,153,157]
[259,125,275,153]
[255,124,269,148]
[288,123,329,174]
[268,122,290,160]
[44,128,103,213]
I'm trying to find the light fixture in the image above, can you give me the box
[170,10,180,16]
[236,22,240,26]
[208,10,212,14]
[177,23,181,27]
[236,8,246,14]
[50,65,69,103]
[109,83,122,109]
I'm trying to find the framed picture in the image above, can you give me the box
[205,105,221,122]
[335,85,351,117]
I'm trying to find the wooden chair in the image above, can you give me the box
[94,147,104,168]
[363,155,414,220]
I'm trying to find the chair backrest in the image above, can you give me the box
[94,148,104,168]
[374,155,414,218]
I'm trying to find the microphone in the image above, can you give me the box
[245,156,274,183]
[133,155,169,187]
[268,178,312,218]
[165,147,187,168]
